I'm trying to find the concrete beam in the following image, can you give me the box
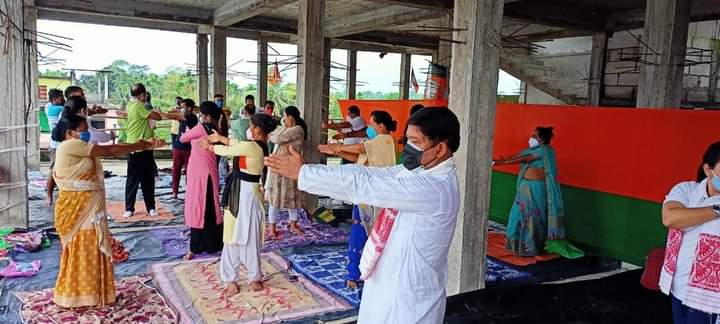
[347,46,358,99]
[608,0,720,31]
[257,35,269,107]
[399,53,411,99]
[197,33,209,102]
[325,6,445,38]
[361,0,453,10]
[37,8,199,33]
[636,0,690,108]
[214,0,296,27]
[587,31,608,106]
[212,27,228,99]
[297,0,326,210]
[447,0,503,295]
[35,0,211,24]
[503,1,606,31]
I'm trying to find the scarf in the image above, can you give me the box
[659,179,720,314]
[358,207,399,280]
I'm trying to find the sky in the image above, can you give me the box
[37,20,521,95]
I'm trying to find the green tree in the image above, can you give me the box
[40,69,69,78]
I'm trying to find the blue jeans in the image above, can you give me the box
[672,295,718,324]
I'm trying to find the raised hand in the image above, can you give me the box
[206,130,223,144]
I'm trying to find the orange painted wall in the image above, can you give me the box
[493,104,720,203]
[335,101,720,203]
[338,99,447,143]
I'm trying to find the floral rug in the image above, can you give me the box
[107,200,175,223]
[15,275,177,323]
[150,253,350,324]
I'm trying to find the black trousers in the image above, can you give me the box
[190,176,223,254]
[125,150,156,212]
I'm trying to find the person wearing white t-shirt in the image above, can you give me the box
[661,141,720,324]
[322,106,367,164]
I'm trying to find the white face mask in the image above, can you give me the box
[246,128,254,140]
[528,137,540,148]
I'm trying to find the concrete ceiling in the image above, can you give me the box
[34,0,720,53]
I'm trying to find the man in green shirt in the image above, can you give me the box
[123,83,183,218]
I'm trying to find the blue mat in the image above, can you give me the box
[486,257,532,285]
[282,245,362,308]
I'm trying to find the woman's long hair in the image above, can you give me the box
[283,106,307,139]
[697,141,720,182]
[52,114,87,142]
[370,110,397,132]
[199,101,221,132]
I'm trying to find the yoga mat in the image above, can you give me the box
[151,219,350,258]
[283,245,362,307]
[151,253,351,324]
[485,257,532,285]
[15,275,177,323]
[107,200,175,222]
[487,231,558,266]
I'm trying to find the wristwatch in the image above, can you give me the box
[712,205,720,218]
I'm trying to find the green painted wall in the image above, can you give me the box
[489,171,668,265]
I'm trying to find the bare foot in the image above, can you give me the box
[268,224,279,239]
[249,281,264,291]
[183,252,194,261]
[171,194,178,200]
[289,222,304,235]
[346,280,358,289]
[224,282,240,296]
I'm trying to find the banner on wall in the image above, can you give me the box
[423,63,448,100]
[337,99,448,143]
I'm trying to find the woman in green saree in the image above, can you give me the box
[493,126,564,256]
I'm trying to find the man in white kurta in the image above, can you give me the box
[266,108,461,324]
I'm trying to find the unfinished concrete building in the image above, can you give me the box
[1,0,720,297]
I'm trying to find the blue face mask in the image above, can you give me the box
[79,131,91,142]
[215,100,224,109]
[366,126,378,139]
[711,171,720,191]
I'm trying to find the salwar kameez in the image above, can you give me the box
[214,140,268,284]
[53,139,115,308]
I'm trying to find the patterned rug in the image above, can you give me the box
[487,231,559,266]
[15,275,177,323]
[151,221,349,258]
[282,245,362,307]
[151,253,351,324]
[107,200,175,223]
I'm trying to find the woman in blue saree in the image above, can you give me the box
[493,126,564,256]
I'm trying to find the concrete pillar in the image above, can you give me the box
[436,13,453,69]
[211,27,227,99]
[297,0,326,210]
[0,0,30,228]
[257,35,268,107]
[104,73,109,103]
[347,47,358,99]
[24,1,39,171]
[322,38,331,121]
[587,32,608,106]
[399,53,411,100]
[446,0,503,295]
[636,0,690,108]
[197,33,209,102]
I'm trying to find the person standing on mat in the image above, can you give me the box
[322,105,367,164]
[203,114,275,294]
[318,110,398,288]
[46,89,65,207]
[265,107,461,324]
[493,126,564,257]
[171,99,198,199]
[266,106,307,238]
[51,112,164,308]
[123,83,183,218]
[180,101,224,260]
[660,141,720,324]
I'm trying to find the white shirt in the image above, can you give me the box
[342,116,366,145]
[299,158,460,323]
[664,179,720,301]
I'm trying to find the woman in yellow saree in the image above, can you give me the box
[51,101,163,308]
